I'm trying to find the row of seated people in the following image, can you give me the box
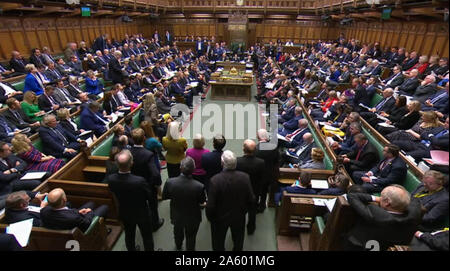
[254,39,448,249]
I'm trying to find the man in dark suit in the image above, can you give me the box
[92,34,107,53]
[4,190,47,227]
[255,129,280,210]
[165,31,173,46]
[29,48,45,68]
[0,233,23,251]
[396,69,420,96]
[278,107,303,136]
[344,185,422,250]
[279,119,310,148]
[341,133,379,176]
[44,62,66,85]
[108,51,124,84]
[0,142,42,196]
[379,65,404,89]
[162,157,206,251]
[236,139,265,235]
[402,51,419,71]
[0,74,23,104]
[411,170,449,232]
[412,75,437,103]
[79,102,108,138]
[3,98,40,133]
[40,188,108,232]
[9,51,28,74]
[106,149,155,251]
[360,88,396,121]
[39,114,80,159]
[278,99,297,124]
[352,144,407,193]
[206,150,255,251]
[130,128,163,231]
[201,134,226,193]
[281,133,315,166]
[421,82,448,113]
[38,86,61,112]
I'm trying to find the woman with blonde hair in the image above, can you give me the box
[186,133,210,185]
[162,121,187,178]
[299,148,326,169]
[143,92,166,139]
[11,133,65,173]
[387,111,442,144]
[376,99,421,134]
[21,91,45,122]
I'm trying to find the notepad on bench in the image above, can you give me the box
[377,122,395,128]
[77,130,93,137]
[20,172,47,181]
[6,218,33,247]
[311,179,329,190]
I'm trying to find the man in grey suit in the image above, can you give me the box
[53,80,79,111]
[162,157,206,251]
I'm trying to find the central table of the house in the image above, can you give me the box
[209,61,254,102]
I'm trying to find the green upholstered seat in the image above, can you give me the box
[73,116,81,127]
[12,81,25,91]
[84,216,100,235]
[132,110,141,128]
[362,127,384,160]
[369,93,383,108]
[91,135,114,157]
[32,138,43,152]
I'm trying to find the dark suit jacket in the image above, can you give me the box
[162,174,206,225]
[413,83,437,103]
[9,58,27,74]
[38,125,78,157]
[40,206,95,232]
[347,142,379,172]
[393,110,421,130]
[386,106,408,124]
[374,96,396,114]
[412,184,449,230]
[5,207,41,227]
[107,172,152,221]
[370,156,407,188]
[201,150,223,181]
[0,154,27,195]
[0,233,23,251]
[108,57,124,84]
[255,142,280,186]
[79,108,107,137]
[236,155,265,195]
[2,109,33,130]
[0,82,21,103]
[38,94,59,112]
[130,146,162,190]
[353,85,370,107]
[346,193,422,250]
[398,77,420,96]
[384,73,404,88]
[44,68,63,84]
[206,169,255,223]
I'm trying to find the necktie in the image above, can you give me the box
[53,128,68,146]
[47,94,57,106]
[355,147,363,161]
[53,69,60,79]
[296,144,308,156]
[1,120,12,133]
[12,110,24,124]
[288,128,303,139]
[60,88,73,102]
[0,65,6,72]
[376,98,387,111]
[379,159,389,171]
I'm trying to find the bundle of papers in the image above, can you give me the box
[311,179,329,189]
[423,150,449,166]
[5,218,33,247]
[20,172,47,181]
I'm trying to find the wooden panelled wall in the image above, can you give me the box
[140,20,339,46]
[340,21,449,58]
[0,17,140,60]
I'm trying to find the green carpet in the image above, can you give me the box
[112,81,277,251]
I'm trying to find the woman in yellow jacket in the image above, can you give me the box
[162,121,187,178]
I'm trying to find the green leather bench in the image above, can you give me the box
[32,138,43,152]
[12,81,25,92]
[369,93,383,108]
[90,135,114,157]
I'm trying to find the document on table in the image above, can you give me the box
[85,137,94,147]
[423,150,449,166]
[311,179,329,190]
[5,218,33,247]
[20,172,47,181]
[377,122,395,128]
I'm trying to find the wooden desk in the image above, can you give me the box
[282,46,302,55]
[216,61,247,72]
[210,80,253,102]
[176,41,195,52]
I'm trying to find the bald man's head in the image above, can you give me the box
[303,133,313,143]
[48,188,66,209]
[380,185,411,213]
[298,119,308,128]
[116,150,133,172]
[243,139,257,155]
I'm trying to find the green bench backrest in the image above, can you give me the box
[73,116,81,126]
[369,93,383,108]
[133,110,141,128]
[307,120,333,170]
[12,81,25,92]
[362,127,384,160]
[32,138,43,152]
[91,135,114,156]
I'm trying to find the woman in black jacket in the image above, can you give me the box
[376,99,422,134]
[367,95,406,127]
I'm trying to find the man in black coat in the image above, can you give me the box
[344,185,422,251]
[206,150,255,251]
[3,98,40,133]
[236,139,265,235]
[201,134,226,193]
[108,51,124,84]
[341,133,379,176]
[162,157,206,251]
[40,188,108,232]
[379,65,404,89]
[360,88,396,121]
[0,142,41,196]
[396,69,420,96]
[4,190,47,227]
[255,129,279,210]
[106,149,155,251]
[130,128,164,231]
[411,170,449,231]
[352,144,407,193]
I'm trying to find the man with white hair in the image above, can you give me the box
[345,184,422,251]
[109,50,124,84]
[206,150,255,251]
[396,68,420,96]
[412,74,437,103]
